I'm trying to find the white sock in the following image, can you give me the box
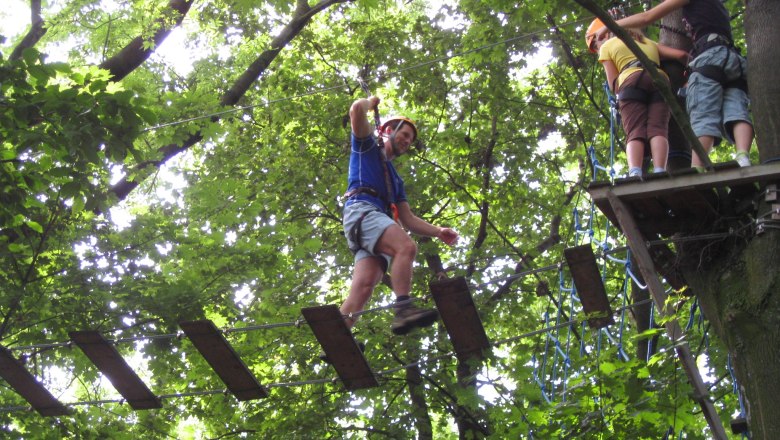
[735,152,751,167]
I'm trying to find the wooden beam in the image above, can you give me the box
[430,277,491,361]
[0,347,70,416]
[301,305,378,390]
[589,162,780,204]
[563,245,614,329]
[69,331,162,410]
[179,320,268,401]
[606,191,728,440]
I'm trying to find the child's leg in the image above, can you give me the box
[626,139,645,177]
[648,135,669,171]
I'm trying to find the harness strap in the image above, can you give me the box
[617,69,663,103]
[691,65,748,93]
[347,212,369,254]
[381,159,399,222]
[344,187,379,199]
[618,86,663,103]
[691,33,733,59]
[620,59,642,73]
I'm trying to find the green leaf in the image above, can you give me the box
[25,220,43,233]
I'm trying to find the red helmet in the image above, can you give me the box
[585,18,605,53]
[381,116,417,141]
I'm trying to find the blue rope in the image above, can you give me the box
[685,297,698,331]
[727,354,748,422]
[616,265,630,361]
[589,145,613,178]
[558,268,575,293]
[531,354,552,404]
[604,81,617,175]
[624,257,648,290]
[647,304,656,362]
[601,327,630,362]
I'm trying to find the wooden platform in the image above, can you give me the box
[563,245,614,329]
[588,162,780,237]
[301,305,378,390]
[69,331,162,410]
[179,320,268,401]
[430,277,491,361]
[0,347,71,416]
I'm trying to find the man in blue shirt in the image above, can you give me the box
[341,95,459,336]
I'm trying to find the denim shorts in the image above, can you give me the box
[686,45,751,144]
[343,201,395,269]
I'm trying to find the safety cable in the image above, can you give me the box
[5,224,741,356]
[142,18,590,133]
[0,297,655,414]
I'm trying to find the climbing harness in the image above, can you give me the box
[616,60,664,103]
[688,34,748,93]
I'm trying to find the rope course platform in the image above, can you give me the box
[69,331,162,410]
[563,245,614,329]
[179,320,268,401]
[581,161,780,440]
[588,162,780,238]
[0,347,71,416]
[301,305,378,391]
[430,276,490,361]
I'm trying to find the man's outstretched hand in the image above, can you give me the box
[438,228,459,246]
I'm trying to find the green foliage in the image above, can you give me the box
[0,0,752,438]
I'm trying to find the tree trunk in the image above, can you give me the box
[746,0,780,164]
[679,231,780,440]
[658,9,692,171]
[675,3,780,437]
[105,0,348,205]
[406,363,433,439]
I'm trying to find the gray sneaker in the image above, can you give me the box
[391,305,439,335]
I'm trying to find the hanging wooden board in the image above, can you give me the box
[301,305,378,390]
[430,276,490,361]
[0,347,71,416]
[563,245,614,329]
[179,320,268,401]
[69,331,162,410]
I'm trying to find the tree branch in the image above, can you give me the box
[9,0,45,61]
[99,0,194,81]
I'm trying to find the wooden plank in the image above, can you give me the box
[606,191,728,439]
[429,277,491,361]
[69,331,162,410]
[301,305,377,390]
[179,320,268,401]
[563,245,614,329]
[0,347,71,416]
[588,162,780,204]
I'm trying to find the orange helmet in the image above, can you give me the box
[585,18,605,53]
[381,116,417,141]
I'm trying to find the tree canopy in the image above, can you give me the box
[0,0,763,438]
